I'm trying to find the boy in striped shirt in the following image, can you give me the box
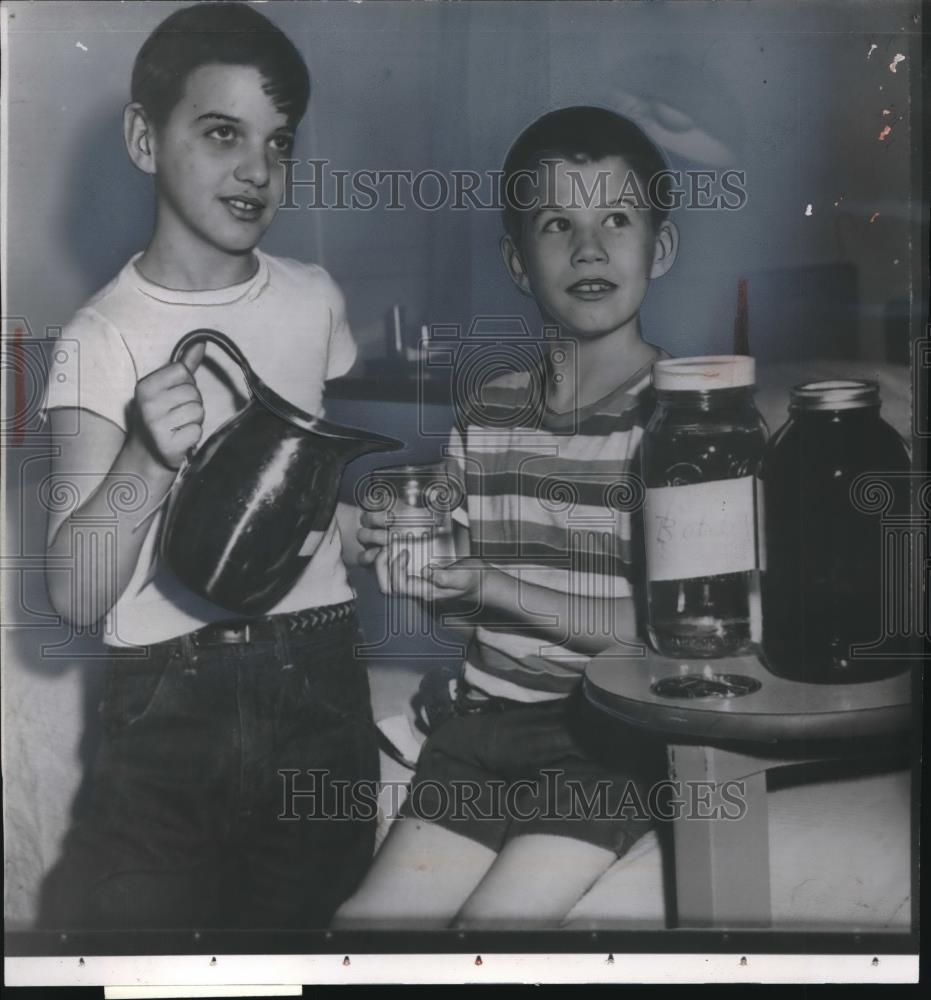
[338,107,680,928]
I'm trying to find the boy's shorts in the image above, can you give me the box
[399,684,667,856]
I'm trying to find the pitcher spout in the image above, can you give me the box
[350,433,405,460]
[307,415,403,461]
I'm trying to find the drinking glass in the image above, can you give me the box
[358,462,463,592]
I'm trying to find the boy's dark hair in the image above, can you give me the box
[132,2,310,129]
[501,106,671,246]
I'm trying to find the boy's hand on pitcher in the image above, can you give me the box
[132,342,206,469]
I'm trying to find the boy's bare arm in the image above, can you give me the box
[45,410,179,625]
[359,510,636,653]
[45,347,205,626]
[393,555,638,655]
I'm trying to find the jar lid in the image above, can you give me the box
[653,355,755,391]
[789,379,880,411]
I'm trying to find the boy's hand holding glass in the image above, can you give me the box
[356,463,466,600]
[386,549,484,604]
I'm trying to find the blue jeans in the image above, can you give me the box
[38,608,379,930]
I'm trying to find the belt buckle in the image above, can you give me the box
[222,623,250,644]
[456,687,500,716]
[198,622,251,646]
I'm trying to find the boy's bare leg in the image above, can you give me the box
[332,819,496,928]
[455,833,615,928]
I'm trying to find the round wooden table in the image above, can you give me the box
[583,646,912,928]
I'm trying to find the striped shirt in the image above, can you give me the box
[448,361,658,702]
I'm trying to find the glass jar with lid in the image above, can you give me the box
[761,379,910,683]
[641,356,768,658]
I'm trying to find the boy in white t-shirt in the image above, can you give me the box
[39,2,378,930]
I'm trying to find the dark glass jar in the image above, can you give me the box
[761,379,910,683]
[642,357,768,658]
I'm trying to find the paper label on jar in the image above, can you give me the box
[645,476,762,582]
[754,474,766,572]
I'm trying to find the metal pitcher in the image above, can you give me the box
[159,328,401,615]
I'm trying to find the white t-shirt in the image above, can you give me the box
[44,250,357,647]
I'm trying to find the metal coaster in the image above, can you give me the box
[651,673,762,700]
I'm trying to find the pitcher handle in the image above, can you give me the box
[167,328,267,472]
[170,328,258,390]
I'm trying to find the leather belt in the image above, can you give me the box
[187,600,357,648]
[454,679,524,715]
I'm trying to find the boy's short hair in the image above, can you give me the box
[501,105,671,246]
[132,1,310,129]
